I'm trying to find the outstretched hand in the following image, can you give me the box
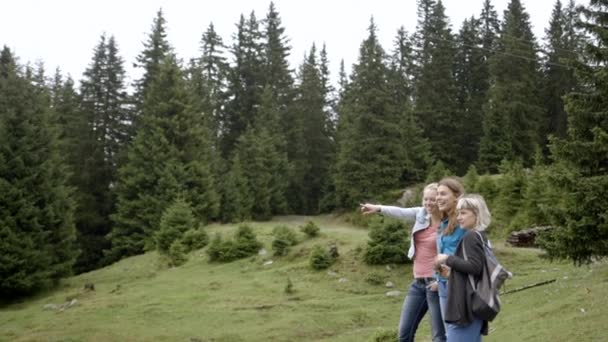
[360,203,381,215]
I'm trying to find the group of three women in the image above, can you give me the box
[361,177,492,342]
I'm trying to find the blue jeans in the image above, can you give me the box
[447,319,483,342]
[438,280,449,332]
[398,278,446,342]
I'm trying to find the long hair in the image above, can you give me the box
[438,177,465,235]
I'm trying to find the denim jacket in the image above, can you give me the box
[436,218,467,281]
[378,205,430,260]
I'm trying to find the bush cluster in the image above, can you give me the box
[155,198,209,266]
[271,225,299,256]
[309,244,336,270]
[363,217,410,265]
[206,224,263,262]
[299,221,320,238]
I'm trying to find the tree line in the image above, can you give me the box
[1,0,606,298]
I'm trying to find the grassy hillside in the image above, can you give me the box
[1,215,606,342]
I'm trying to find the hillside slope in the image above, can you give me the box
[1,216,606,342]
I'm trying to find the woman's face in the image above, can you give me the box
[457,208,477,229]
[436,185,458,213]
[422,189,438,214]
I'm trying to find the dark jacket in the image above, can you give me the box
[444,229,489,335]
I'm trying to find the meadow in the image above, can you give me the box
[1,215,606,342]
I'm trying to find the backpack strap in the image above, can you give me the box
[462,230,485,291]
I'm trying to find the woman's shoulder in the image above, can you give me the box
[462,229,484,245]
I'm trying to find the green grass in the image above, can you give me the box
[1,215,607,341]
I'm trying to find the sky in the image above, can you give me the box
[1,0,563,88]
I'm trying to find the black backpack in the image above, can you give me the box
[462,231,512,321]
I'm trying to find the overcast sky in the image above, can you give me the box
[1,0,565,87]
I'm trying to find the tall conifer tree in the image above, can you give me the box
[478,0,544,171]
[75,34,130,271]
[134,9,173,112]
[333,19,404,207]
[288,46,334,213]
[188,22,229,143]
[542,0,608,264]
[543,0,581,145]
[0,47,77,297]
[413,0,462,172]
[222,12,265,156]
[108,55,219,260]
[389,27,432,183]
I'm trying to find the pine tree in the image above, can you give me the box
[188,22,229,143]
[333,19,405,207]
[509,150,553,231]
[542,0,581,144]
[412,0,462,172]
[222,12,265,156]
[261,2,294,110]
[478,0,544,171]
[134,9,173,111]
[50,71,100,273]
[49,71,82,165]
[0,47,77,297]
[388,27,432,183]
[541,0,608,264]
[492,159,527,230]
[234,127,273,219]
[75,34,130,271]
[108,55,219,261]
[156,197,196,254]
[288,46,334,213]
[319,44,336,129]
[454,17,486,168]
[220,154,252,222]
[480,0,501,51]
[233,85,289,219]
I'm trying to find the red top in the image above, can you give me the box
[413,222,439,278]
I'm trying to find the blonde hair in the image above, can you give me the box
[456,194,492,231]
[438,177,465,235]
[421,182,438,206]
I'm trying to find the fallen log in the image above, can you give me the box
[507,226,554,247]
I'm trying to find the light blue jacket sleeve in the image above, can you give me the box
[378,206,422,220]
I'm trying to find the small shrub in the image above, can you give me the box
[368,328,398,342]
[168,240,188,267]
[463,164,480,191]
[206,233,224,262]
[328,242,339,258]
[272,237,291,256]
[273,225,299,245]
[309,245,334,270]
[364,217,410,265]
[425,160,452,183]
[207,226,262,262]
[475,173,498,202]
[156,198,196,254]
[284,277,294,294]
[181,227,209,252]
[365,272,387,286]
[353,244,364,259]
[272,225,299,256]
[300,221,320,238]
[234,224,263,257]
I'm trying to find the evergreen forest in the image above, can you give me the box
[1,0,607,299]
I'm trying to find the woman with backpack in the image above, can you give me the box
[360,183,446,342]
[435,194,491,341]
